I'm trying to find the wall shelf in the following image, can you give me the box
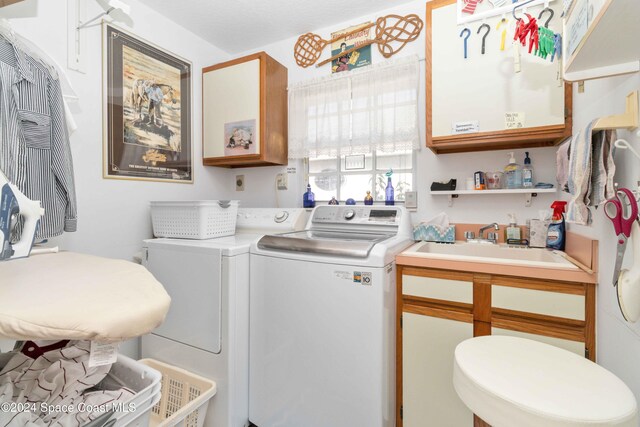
[563,0,640,81]
[430,188,557,207]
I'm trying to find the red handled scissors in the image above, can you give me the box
[605,188,639,287]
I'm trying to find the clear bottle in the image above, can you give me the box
[504,152,523,189]
[522,152,534,188]
[303,184,315,208]
[385,176,395,206]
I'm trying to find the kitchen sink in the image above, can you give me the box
[402,241,579,270]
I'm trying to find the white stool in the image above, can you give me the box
[453,336,638,427]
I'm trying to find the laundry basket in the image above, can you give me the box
[138,359,217,427]
[150,200,239,239]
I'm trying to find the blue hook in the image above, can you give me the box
[460,28,471,59]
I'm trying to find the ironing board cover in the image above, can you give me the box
[0,252,171,342]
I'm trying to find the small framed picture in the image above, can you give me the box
[103,24,193,183]
[224,119,257,156]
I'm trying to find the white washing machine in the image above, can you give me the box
[141,208,309,427]
[249,206,413,427]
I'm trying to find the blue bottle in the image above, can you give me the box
[303,184,315,208]
[385,176,395,206]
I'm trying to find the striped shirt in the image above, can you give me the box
[0,35,77,240]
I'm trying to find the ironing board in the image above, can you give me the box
[0,252,171,342]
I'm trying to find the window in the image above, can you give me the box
[308,150,414,202]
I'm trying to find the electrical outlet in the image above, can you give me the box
[405,191,417,209]
[236,175,245,191]
[276,173,288,190]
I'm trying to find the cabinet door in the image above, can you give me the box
[403,313,473,427]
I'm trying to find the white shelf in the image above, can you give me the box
[430,188,557,207]
[563,0,640,81]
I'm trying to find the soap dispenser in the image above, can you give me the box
[505,152,523,189]
[505,213,521,242]
[522,152,534,188]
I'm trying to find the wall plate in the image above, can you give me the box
[405,191,418,209]
[276,173,288,190]
[236,175,245,191]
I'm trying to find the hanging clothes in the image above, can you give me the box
[0,35,77,240]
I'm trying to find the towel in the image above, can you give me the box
[556,137,571,192]
[565,120,617,225]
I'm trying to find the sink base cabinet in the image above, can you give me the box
[396,266,596,427]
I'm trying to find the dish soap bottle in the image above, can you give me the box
[504,152,523,189]
[505,213,521,242]
[546,201,567,250]
[385,170,395,206]
[522,152,534,188]
[303,183,315,208]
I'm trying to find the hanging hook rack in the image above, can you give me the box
[538,7,554,27]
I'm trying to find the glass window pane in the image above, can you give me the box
[342,154,372,171]
[310,174,342,201]
[375,173,413,201]
[376,150,413,171]
[340,174,373,203]
[309,156,338,174]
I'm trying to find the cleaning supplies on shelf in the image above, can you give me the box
[546,201,567,250]
[523,152,534,188]
[505,213,521,241]
[504,152,523,189]
[485,171,504,189]
[303,183,315,208]
[430,179,457,191]
[364,191,374,205]
[385,170,395,206]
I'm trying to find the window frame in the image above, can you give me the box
[306,150,417,203]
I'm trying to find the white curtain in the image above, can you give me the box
[288,55,420,159]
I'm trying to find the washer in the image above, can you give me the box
[141,208,309,427]
[249,206,413,427]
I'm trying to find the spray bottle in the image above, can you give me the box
[546,201,567,251]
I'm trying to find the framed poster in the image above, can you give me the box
[330,22,372,73]
[103,24,193,182]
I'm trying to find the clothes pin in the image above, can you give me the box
[496,18,508,51]
[460,28,471,59]
[513,41,522,73]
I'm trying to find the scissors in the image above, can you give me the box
[605,188,639,287]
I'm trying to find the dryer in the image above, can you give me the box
[249,206,413,427]
[141,208,309,427]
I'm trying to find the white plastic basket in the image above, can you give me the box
[138,359,217,427]
[150,200,239,240]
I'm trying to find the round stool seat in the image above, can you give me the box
[454,336,637,427]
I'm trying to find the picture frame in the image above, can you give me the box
[103,24,193,183]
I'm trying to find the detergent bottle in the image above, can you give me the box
[546,201,567,251]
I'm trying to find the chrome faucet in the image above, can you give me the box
[466,223,499,244]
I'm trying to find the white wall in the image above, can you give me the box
[1,0,232,261]
[567,74,640,402]
[232,0,560,227]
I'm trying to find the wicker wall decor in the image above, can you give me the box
[293,13,424,68]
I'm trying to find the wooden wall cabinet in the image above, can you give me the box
[426,0,573,154]
[202,52,288,167]
[396,266,595,427]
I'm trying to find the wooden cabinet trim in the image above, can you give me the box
[492,316,585,343]
[585,283,596,360]
[401,266,474,282]
[473,275,492,323]
[403,295,473,313]
[404,303,474,324]
[492,307,585,330]
[491,276,586,295]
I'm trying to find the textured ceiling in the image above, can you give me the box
[137,0,416,53]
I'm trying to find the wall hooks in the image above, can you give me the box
[538,7,554,27]
[496,18,509,51]
[460,28,471,59]
[477,23,491,54]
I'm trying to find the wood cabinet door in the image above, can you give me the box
[403,313,473,427]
